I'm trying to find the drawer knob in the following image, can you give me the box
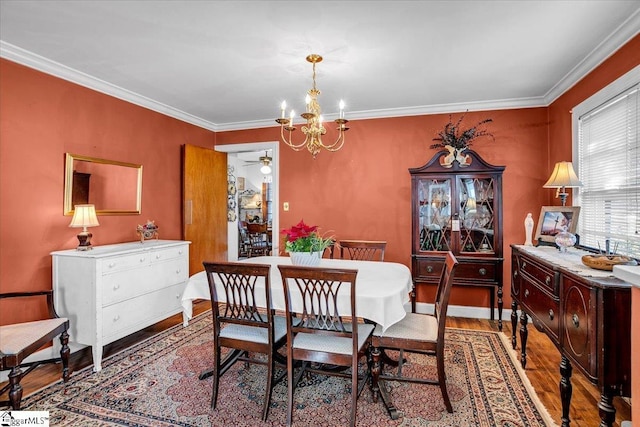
[176,269,181,274]
[109,262,116,268]
[545,276,551,285]
[113,284,120,290]
[140,257,145,262]
[179,250,183,254]
[572,313,580,328]
[156,254,161,259]
[113,315,120,322]
[479,268,487,276]
[548,309,554,320]
[426,266,434,273]
[522,261,527,269]
[513,271,518,278]
[524,289,529,298]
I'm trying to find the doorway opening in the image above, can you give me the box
[216,141,279,260]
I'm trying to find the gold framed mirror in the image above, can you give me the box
[64,153,143,215]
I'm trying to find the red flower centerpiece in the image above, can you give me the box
[281,219,334,266]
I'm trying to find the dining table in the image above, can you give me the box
[181,256,413,332]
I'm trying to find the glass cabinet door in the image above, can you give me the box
[417,178,452,251]
[458,176,496,253]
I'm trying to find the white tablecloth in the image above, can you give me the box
[181,256,413,331]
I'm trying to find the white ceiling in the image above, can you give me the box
[1,1,639,132]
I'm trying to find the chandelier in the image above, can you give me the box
[276,54,349,158]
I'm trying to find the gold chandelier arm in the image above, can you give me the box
[316,129,347,152]
[280,124,309,151]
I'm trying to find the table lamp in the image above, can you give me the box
[69,204,100,250]
[543,161,582,206]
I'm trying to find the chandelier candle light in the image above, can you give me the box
[276,54,349,158]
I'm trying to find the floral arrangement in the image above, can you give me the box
[430,113,494,150]
[281,219,334,253]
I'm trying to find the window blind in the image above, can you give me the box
[577,84,639,257]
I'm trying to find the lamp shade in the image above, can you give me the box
[69,204,100,228]
[543,161,582,188]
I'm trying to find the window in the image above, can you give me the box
[572,66,639,257]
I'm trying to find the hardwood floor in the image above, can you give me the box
[3,301,631,426]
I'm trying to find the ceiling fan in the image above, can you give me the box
[242,151,272,174]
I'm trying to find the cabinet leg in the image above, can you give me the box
[559,355,573,427]
[497,285,503,331]
[597,386,616,427]
[519,311,528,368]
[410,284,416,313]
[510,301,518,350]
[92,344,103,372]
[490,288,495,320]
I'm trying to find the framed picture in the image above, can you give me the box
[237,177,245,191]
[535,206,580,243]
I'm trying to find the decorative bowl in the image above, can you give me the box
[581,255,637,271]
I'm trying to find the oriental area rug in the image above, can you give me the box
[21,312,557,426]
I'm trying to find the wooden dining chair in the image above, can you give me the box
[370,251,459,419]
[338,240,386,261]
[202,261,286,421]
[278,265,374,427]
[246,223,270,257]
[0,290,70,410]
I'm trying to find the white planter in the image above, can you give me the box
[289,251,322,267]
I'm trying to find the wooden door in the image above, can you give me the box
[182,144,228,275]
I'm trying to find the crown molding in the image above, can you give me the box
[543,9,640,105]
[0,41,220,132]
[217,96,547,131]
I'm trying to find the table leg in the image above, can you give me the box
[519,311,528,369]
[510,301,518,350]
[370,346,401,420]
[597,385,616,427]
[559,355,573,427]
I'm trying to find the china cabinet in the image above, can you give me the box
[410,149,505,329]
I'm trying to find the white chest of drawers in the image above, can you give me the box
[51,240,190,371]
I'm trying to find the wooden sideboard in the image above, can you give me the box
[51,240,190,372]
[510,245,631,427]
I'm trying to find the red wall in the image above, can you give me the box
[1,34,638,325]
[0,59,215,324]
[547,35,640,169]
[218,109,549,306]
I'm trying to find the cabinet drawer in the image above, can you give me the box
[102,258,188,306]
[102,282,184,340]
[521,278,560,340]
[149,245,188,264]
[455,261,497,282]
[520,256,557,294]
[101,252,149,274]
[413,258,444,281]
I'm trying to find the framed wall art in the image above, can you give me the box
[535,206,580,243]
